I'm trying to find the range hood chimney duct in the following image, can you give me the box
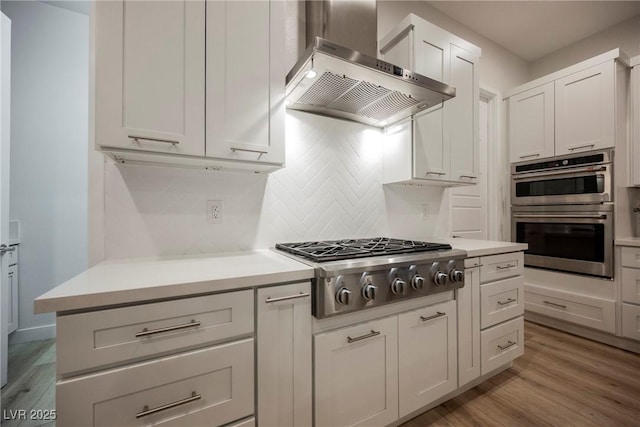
[285,0,456,128]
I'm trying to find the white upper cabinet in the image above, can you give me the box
[507,49,628,163]
[94,0,285,172]
[631,56,640,186]
[508,82,555,163]
[555,62,615,155]
[95,0,205,156]
[379,14,480,186]
[206,0,285,165]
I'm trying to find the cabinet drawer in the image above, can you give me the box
[524,284,615,333]
[621,246,640,268]
[6,245,18,266]
[57,290,253,376]
[480,276,524,329]
[481,316,524,375]
[480,252,524,283]
[57,339,254,427]
[622,303,640,341]
[622,267,640,304]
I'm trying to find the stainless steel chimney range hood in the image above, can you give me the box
[285,1,456,128]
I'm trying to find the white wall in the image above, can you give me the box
[1,1,88,341]
[377,1,530,93]
[529,15,640,79]
[104,111,451,258]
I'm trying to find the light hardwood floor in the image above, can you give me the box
[402,322,640,426]
[1,339,55,427]
[1,322,639,426]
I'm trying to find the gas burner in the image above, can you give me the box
[275,237,465,319]
[275,237,452,262]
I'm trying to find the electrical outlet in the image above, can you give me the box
[207,200,223,224]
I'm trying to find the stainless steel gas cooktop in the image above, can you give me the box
[275,237,466,318]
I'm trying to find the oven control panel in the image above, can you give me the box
[314,259,465,318]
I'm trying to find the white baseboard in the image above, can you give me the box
[8,323,56,344]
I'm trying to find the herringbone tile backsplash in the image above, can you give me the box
[104,112,451,258]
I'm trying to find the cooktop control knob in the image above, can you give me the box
[362,284,377,301]
[434,272,448,286]
[411,275,425,290]
[336,288,352,306]
[391,278,405,295]
[450,269,464,283]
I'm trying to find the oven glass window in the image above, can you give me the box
[515,175,604,197]
[516,222,605,262]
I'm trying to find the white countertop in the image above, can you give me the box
[435,238,527,258]
[35,238,526,314]
[616,237,640,247]
[34,250,315,314]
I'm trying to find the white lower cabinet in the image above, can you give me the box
[457,263,480,387]
[257,283,312,427]
[57,339,254,427]
[398,300,457,418]
[481,317,524,375]
[314,316,398,427]
[622,303,640,340]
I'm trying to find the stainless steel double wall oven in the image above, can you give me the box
[511,149,614,278]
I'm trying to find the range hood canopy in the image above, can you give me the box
[285,1,456,128]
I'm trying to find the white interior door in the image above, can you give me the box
[450,97,488,239]
[1,11,11,388]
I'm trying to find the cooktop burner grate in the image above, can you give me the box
[275,237,452,262]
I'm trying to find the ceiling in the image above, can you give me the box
[427,1,640,62]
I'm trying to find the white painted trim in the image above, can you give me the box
[480,87,506,241]
[8,323,56,344]
[504,48,630,98]
[630,55,639,68]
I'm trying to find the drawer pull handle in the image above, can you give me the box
[347,330,380,344]
[497,298,517,306]
[496,264,516,270]
[265,292,311,303]
[543,300,567,309]
[420,311,446,322]
[135,319,201,338]
[0,244,16,254]
[129,135,179,146]
[497,340,517,351]
[136,391,201,418]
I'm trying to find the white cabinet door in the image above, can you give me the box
[448,44,480,183]
[205,0,284,165]
[314,316,398,427]
[508,82,555,162]
[555,62,615,155]
[7,264,17,334]
[411,26,449,181]
[457,267,480,387]
[95,0,205,155]
[631,62,640,186]
[257,283,312,427]
[398,300,457,418]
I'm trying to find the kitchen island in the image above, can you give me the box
[36,239,526,427]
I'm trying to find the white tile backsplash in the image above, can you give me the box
[104,111,451,259]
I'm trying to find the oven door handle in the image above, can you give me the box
[512,214,607,219]
[512,166,607,180]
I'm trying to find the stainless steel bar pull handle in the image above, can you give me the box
[231,147,268,155]
[136,391,201,418]
[512,214,607,220]
[420,311,446,322]
[543,300,567,309]
[265,292,310,303]
[135,320,201,338]
[347,330,380,344]
[459,175,477,179]
[496,264,516,270]
[497,298,517,306]
[426,171,446,176]
[0,244,16,254]
[497,340,517,351]
[519,154,540,159]
[568,144,595,151]
[129,136,179,145]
